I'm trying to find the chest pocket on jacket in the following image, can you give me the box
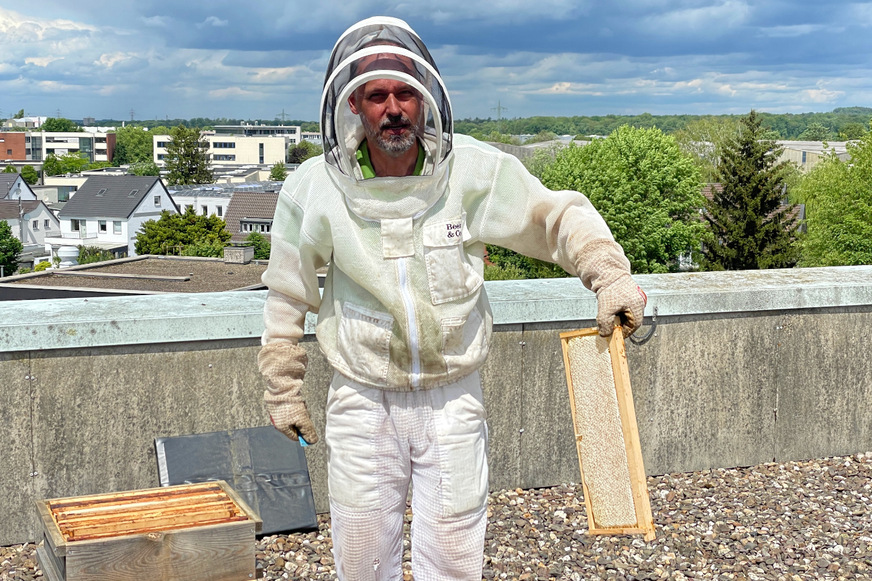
[423,216,482,305]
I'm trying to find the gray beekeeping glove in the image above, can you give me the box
[258,342,319,444]
[573,239,647,338]
[595,273,647,338]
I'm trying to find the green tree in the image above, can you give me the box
[798,122,832,141]
[674,117,742,183]
[3,165,16,173]
[163,125,213,186]
[287,140,323,164]
[134,207,230,255]
[540,125,705,274]
[0,220,23,277]
[269,161,288,181]
[483,244,567,280]
[13,109,24,119]
[41,152,92,176]
[245,232,271,260]
[838,122,868,141]
[113,126,154,165]
[129,161,161,176]
[702,111,801,270]
[78,246,116,265]
[523,130,559,144]
[795,130,872,266]
[41,117,81,132]
[20,165,38,185]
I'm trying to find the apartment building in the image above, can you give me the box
[153,133,288,166]
[19,131,116,163]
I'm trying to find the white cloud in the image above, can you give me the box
[644,1,750,34]
[802,83,844,103]
[142,15,170,27]
[209,87,258,99]
[198,16,229,28]
[25,56,64,67]
[94,53,138,68]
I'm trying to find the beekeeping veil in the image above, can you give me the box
[321,16,453,193]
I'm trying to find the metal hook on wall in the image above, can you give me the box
[629,305,658,346]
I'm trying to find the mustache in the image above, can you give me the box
[380,115,412,129]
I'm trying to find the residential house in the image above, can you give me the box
[223,191,279,243]
[44,176,178,257]
[0,174,37,201]
[0,198,61,268]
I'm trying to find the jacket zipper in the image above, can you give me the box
[397,257,421,388]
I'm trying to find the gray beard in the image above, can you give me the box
[361,114,418,157]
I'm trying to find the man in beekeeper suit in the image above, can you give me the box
[258,16,647,580]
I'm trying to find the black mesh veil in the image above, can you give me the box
[320,17,453,178]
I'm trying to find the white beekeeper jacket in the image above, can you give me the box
[261,16,629,391]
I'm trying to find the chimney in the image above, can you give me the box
[224,245,254,264]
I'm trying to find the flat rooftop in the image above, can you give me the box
[1,255,268,295]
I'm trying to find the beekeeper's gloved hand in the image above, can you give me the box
[258,343,319,444]
[596,273,647,338]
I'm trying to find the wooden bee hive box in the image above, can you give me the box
[560,327,655,541]
[35,481,262,581]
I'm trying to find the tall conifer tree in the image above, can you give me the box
[164,125,214,186]
[702,111,800,270]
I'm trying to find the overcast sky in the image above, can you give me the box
[3,1,872,123]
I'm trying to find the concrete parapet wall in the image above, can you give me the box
[1,266,871,544]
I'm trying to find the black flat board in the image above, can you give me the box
[155,426,317,535]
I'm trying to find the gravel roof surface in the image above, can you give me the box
[4,256,268,293]
[3,453,871,580]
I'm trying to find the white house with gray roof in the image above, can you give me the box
[0,174,37,201]
[44,176,177,257]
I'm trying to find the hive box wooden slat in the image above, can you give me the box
[35,481,262,581]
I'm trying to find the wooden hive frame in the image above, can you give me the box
[560,326,655,541]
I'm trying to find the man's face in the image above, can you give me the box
[348,56,423,157]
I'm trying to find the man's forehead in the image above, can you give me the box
[358,77,419,96]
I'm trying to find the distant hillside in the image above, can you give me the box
[454,107,872,140]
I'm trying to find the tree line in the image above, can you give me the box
[455,107,872,141]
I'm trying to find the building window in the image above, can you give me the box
[44,219,50,229]
[33,220,39,230]
[259,143,265,164]
[99,220,107,233]
[71,219,80,231]
[213,154,236,161]
[154,195,161,207]
[6,149,11,155]
[114,221,122,234]
[213,142,236,149]
[157,141,169,148]
[202,205,208,215]
[216,206,223,217]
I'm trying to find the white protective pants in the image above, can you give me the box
[325,371,489,580]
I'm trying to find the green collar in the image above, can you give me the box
[356,140,425,179]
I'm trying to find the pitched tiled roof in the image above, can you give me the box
[0,174,21,198]
[0,200,41,220]
[58,176,167,219]
[223,191,279,242]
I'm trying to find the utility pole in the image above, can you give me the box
[130,109,136,122]
[276,109,288,124]
[491,101,508,135]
